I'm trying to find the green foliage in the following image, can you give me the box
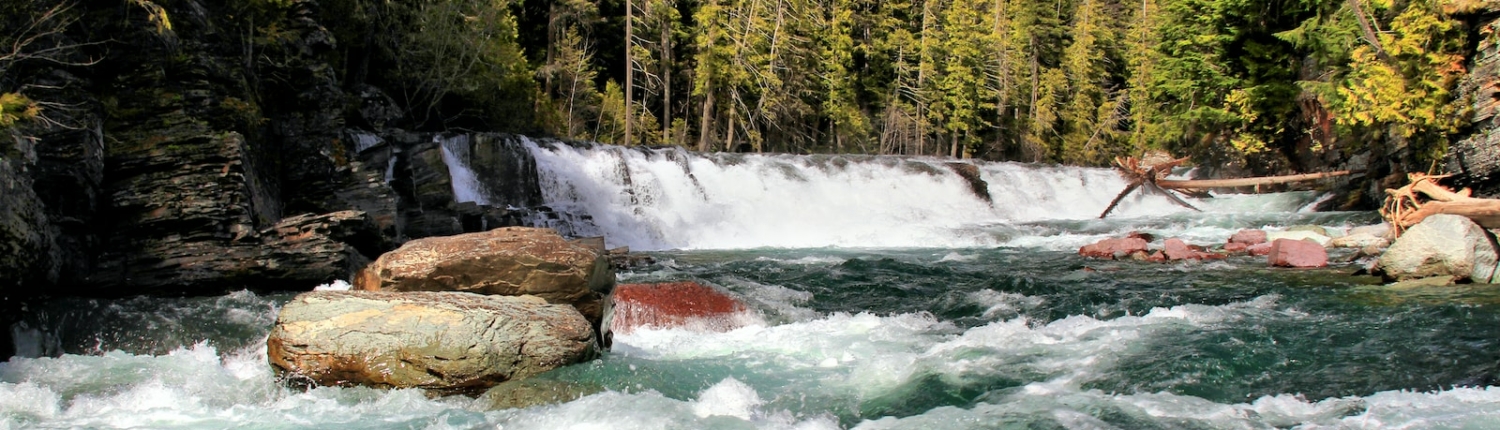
[0,93,38,129]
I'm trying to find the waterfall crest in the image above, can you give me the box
[519,139,1208,250]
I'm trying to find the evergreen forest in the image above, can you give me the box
[2,0,1488,173]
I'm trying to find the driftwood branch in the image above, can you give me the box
[1100,155,1354,219]
[1157,170,1355,190]
[1381,173,1500,236]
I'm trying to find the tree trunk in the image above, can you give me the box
[625,0,635,146]
[1156,171,1354,189]
[698,87,716,151]
[1402,200,1500,229]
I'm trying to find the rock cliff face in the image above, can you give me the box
[0,0,550,298]
[1451,10,1500,197]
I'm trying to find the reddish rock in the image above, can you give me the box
[1267,238,1328,268]
[1229,229,1268,246]
[610,282,753,335]
[1247,242,1273,256]
[1126,231,1156,243]
[1147,251,1168,262]
[1079,237,1150,260]
[1163,238,1198,260]
[1224,242,1249,253]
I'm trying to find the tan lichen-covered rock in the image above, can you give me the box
[355,227,614,326]
[267,290,595,395]
[1376,214,1500,282]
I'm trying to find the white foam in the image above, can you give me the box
[312,280,352,291]
[692,378,763,419]
[965,290,1044,320]
[524,140,1208,250]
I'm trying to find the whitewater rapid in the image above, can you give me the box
[6,289,1500,429]
[515,139,1324,250]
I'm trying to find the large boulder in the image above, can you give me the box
[1376,214,1500,282]
[267,290,595,395]
[356,227,614,327]
[610,282,755,336]
[1267,238,1328,268]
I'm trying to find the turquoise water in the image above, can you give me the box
[9,210,1500,429]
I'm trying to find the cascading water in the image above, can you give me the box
[437,134,493,205]
[521,139,1277,250]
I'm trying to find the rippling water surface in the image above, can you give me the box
[9,207,1500,429]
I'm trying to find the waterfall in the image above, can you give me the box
[352,132,384,153]
[517,138,1221,250]
[437,134,493,205]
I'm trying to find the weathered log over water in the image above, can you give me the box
[1383,173,1500,234]
[1099,156,1355,219]
[1157,171,1355,190]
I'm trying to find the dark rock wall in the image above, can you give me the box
[0,0,546,298]
[1452,11,1500,197]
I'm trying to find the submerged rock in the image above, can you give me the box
[1228,229,1267,246]
[610,282,755,336]
[1266,230,1332,246]
[1330,232,1390,249]
[267,290,595,395]
[1377,214,1500,283]
[1267,238,1328,268]
[1163,238,1193,260]
[356,227,614,327]
[1079,237,1149,260]
[1247,242,1274,257]
[479,378,604,410]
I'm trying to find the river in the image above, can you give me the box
[4,144,1498,429]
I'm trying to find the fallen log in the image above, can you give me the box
[1400,199,1500,229]
[1157,170,1355,190]
[1099,155,1353,219]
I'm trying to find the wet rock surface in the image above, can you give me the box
[609,282,754,335]
[267,290,596,395]
[356,227,614,327]
[1267,238,1329,268]
[1377,214,1499,283]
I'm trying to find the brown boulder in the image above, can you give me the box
[1267,238,1328,268]
[267,290,595,395]
[1079,237,1150,260]
[356,227,614,327]
[610,282,753,335]
[1229,229,1268,246]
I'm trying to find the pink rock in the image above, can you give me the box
[1224,242,1249,253]
[610,282,752,335]
[1267,238,1328,268]
[1079,237,1150,260]
[1229,229,1268,246]
[1163,238,1198,261]
[1126,231,1156,243]
[1147,251,1167,262]
[1247,242,1273,256]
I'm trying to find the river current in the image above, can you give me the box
[6,145,1500,429]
